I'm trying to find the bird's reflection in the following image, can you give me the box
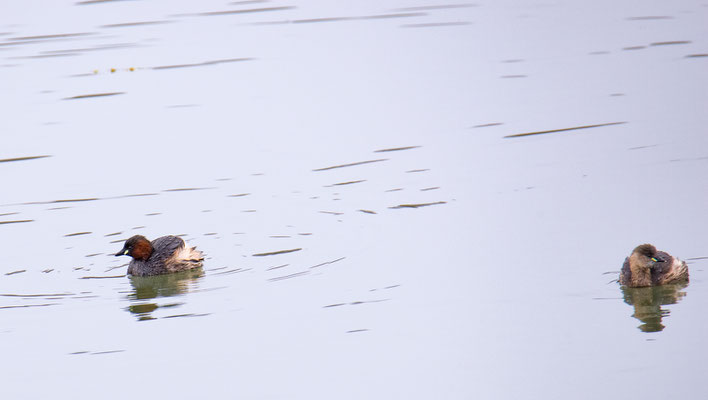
[621,283,687,332]
[126,269,204,321]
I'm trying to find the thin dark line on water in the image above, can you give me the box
[252,248,302,257]
[626,16,673,21]
[195,6,295,17]
[346,329,370,333]
[0,220,33,225]
[628,144,658,151]
[325,180,366,187]
[63,92,124,100]
[89,350,126,355]
[163,187,216,192]
[685,54,708,58]
[4,270,26,276]
[1,292,74,297]
[211,268,248,276]
[472,122,502,128]
[310,257,346,269]
[100,21,172,28]
[402,22,470,28]
[313,159,388,171]
[358,209,377,214]
[0,303,56,310]
[503,122,626,138]
[65,232,91,237]
[79,275,125,279]
[77,0,131,5]
[152,58,253,70]
[7,32,94,41]
[0,155,51,163]
[162,313,210,319]
[374,146,420,153]
[393,3,476,11]
[650,40,691,46]
[319,210,343,215]
[268,271,309,282]
[390,201,447,209]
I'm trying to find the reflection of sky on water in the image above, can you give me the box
[1,0,708,398]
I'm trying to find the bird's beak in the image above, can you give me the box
[115,248,129,257]
[651,256,664,263]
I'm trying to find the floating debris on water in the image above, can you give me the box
[4,270,26,276]
[650,40,691,46]
[325,180,366,187]
[503,122,626,138]
[64,232,91,237]
[252,248,302,257]
[420,187,440,191]
[319,210,343,215]
[0,155,50,163]
[390,201,447,209]
[346,329,370,333]
[0,220,33,225]
[358,209,377,214]
[228,193,251,197]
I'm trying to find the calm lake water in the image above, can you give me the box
[2,1,708,398]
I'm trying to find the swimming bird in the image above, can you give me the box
[115,235,204,276]
[619,244,688,287]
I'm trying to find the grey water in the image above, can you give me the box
[1,0,708,398]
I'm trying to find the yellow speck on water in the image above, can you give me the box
[110,68,116,73]
[129,67,135,71]
[93,70,98,74]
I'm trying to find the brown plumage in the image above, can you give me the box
[619,244,688,287]
[115,235,204,276]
